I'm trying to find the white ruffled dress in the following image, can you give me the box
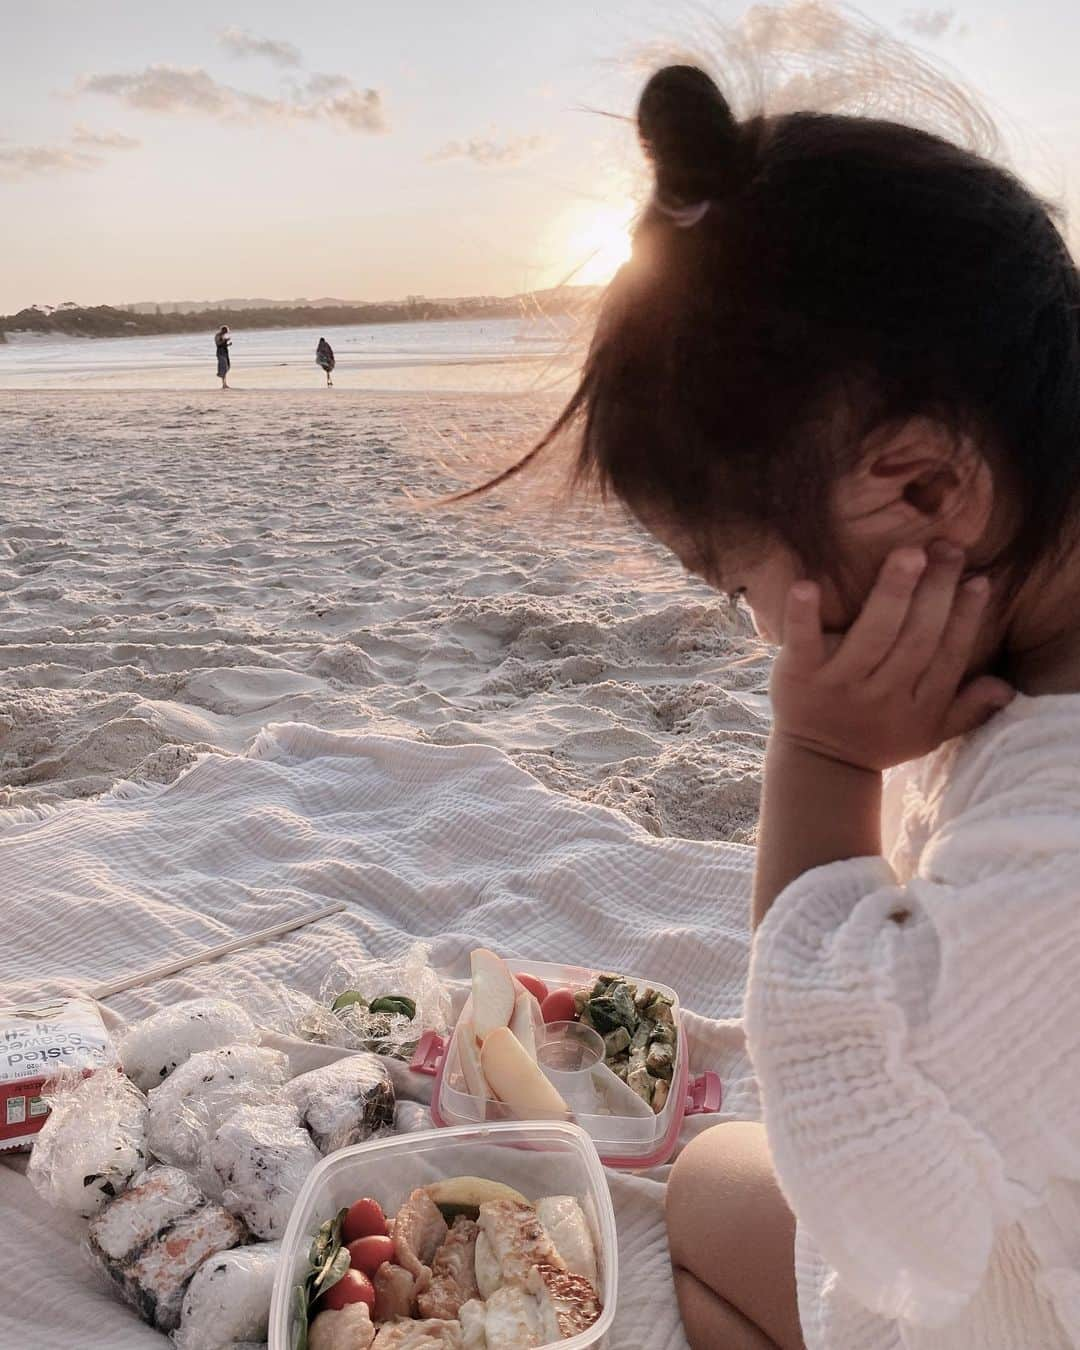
[746,694,1080,1348]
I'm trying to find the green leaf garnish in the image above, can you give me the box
[331,990,368,1013]
[296,1207,349,1342]
[368,994,416,1020]
[313,1245,351,1299]
[292,1283,310,1350]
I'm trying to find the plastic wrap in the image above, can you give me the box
[26,1066,148,1217]
[146,1044,290,1174]
[118,998,260,1092]
[395,1100,435,1135]
[283,1053,395,1155]
[174,1241,281,1350]
[307,943,452,1061]
[208,1101,322,1240]
[86,1164,246,1333]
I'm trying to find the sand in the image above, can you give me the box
[0,389,771,842]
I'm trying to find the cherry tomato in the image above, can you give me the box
[321,1268,375,1312]
[347,1235,395,1276]
[342,1197,389,1244]
[540,988,578,1024]
[515,973,549,1003]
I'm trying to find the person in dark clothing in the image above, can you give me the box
[316,337,335,387]
[215,326,231,389]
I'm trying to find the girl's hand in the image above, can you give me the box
[770,542,1014,773]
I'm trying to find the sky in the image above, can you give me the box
[2,0,1079,313]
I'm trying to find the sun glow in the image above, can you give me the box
[563,203,635,285]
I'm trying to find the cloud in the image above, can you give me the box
[901,8,960,38]
[71,123,141,150]
[0,144,101,179]
[218,26,301,68]
[302,72,352,98]
[77,65,387,133]
[427,133,548,166]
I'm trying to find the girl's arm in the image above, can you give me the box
[752,738,879,928]
[752,543,1011,927]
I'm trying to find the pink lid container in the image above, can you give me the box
[419,958,721,1170]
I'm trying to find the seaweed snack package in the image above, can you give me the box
[0,995,116,1150]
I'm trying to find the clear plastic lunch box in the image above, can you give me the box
[268,1120,617,1350]
[415,958,721,1170]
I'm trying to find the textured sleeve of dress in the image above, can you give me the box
[744,708,1080,1330]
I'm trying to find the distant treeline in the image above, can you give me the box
[0,290,595,341]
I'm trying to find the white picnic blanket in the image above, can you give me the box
[0,722,759,1350]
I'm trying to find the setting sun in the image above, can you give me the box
[563,203,636,285]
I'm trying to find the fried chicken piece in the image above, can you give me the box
[374,1261,417,1322]
[527,1261,603,1340]
[477,1200,565,1290]
[391,1189,449,1295]
[309,1302,376,1350]
[535,1196,598,1284]
[416,1216,480,1320]
[370,1318,464,1348]
[477,1286,542,1350]
[473,1232,501,1300]
[457,1299,488,1350]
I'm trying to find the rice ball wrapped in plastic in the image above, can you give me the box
[87,1164,246,1333]
[26,1068,148,1218]
[174,1241,280,1350]
[146,1044,290,1173]
[208,1101,321,1239]
[118,998,259,1092]
[283,1053,395,1155]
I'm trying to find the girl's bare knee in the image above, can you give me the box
[667,1121,770,1268]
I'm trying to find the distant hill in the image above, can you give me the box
[125,296,361,314]
[0,288,598,339]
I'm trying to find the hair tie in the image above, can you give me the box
[654,199,711,229]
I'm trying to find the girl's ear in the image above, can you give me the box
[837,417,994,548]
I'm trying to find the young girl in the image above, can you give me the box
[487,63,1080,1349]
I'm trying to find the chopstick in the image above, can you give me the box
[90,902,347,1000]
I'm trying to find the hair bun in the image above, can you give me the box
[637,65,739,207]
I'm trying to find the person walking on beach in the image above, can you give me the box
[316,336,335,387]
[215,325,231,389]
[475,52,1080,1350]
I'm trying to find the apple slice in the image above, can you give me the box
[471,948,516,1041]
[481,1026,570,1119]
[456,1011,490,1099]
[509,988,543,1060]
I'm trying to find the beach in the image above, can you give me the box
[0,315,774,1350]
[0,330,770,841]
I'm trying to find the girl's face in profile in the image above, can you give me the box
[643,518,816,645]
[641,423,999,653]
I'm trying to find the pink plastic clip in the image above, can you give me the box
[685,1072,722,1116]
[409,1030,446,1076]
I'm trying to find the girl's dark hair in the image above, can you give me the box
[493,64,1080,583]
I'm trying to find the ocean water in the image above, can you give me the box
[0,315,579,392]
